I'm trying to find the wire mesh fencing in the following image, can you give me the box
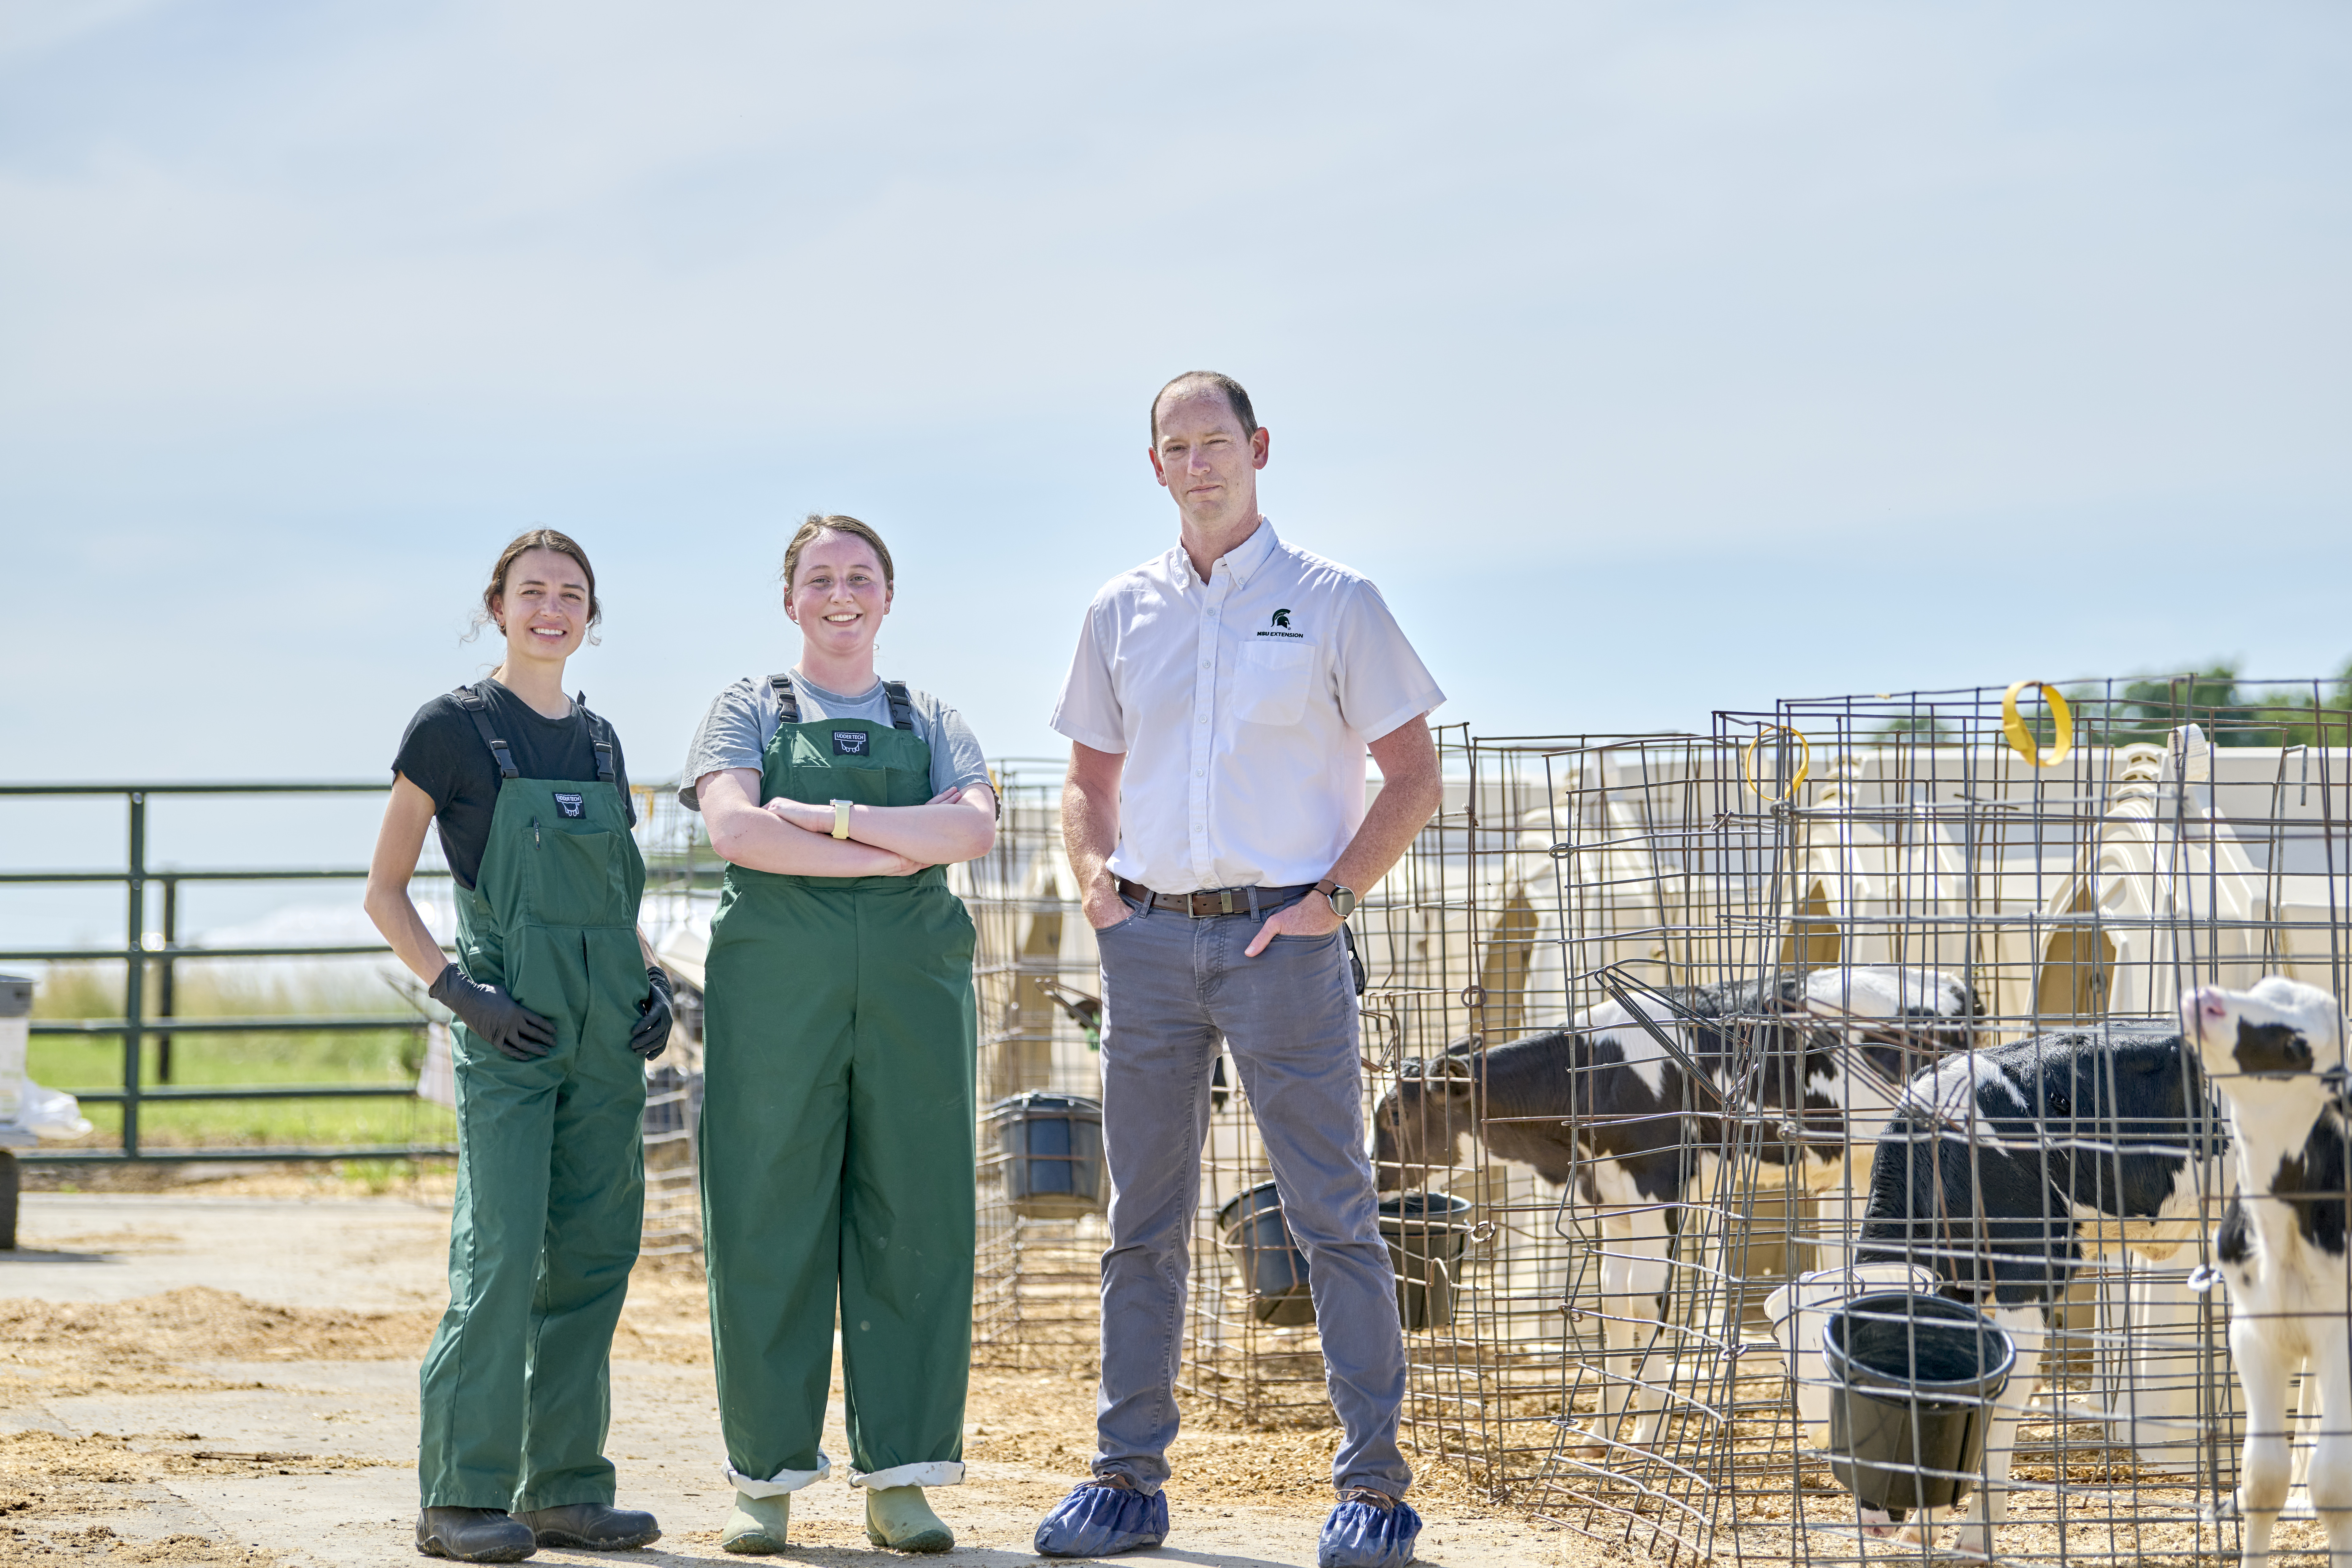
[1355,729,1759,1561]
[960,759,1113,1366]
[1703,678,2352,1568]
[832,679,2349,1568]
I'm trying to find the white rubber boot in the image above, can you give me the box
[719,1492,790,1555]
[864,1486,953,1552]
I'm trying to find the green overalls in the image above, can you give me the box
[418,689,650,1511]
[699,676,978,1500]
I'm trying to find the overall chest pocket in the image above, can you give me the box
[1232,641,1316,727]
[527,823,629,925]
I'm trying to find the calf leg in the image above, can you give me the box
[1612,1198,1675,1453]
[1566,1208,1634,1460]
[2220,1308,2297,1567]
[1575,1201,1672,1460]
[2305,1331,2352,1568]
[1918,1305,2043,1559]
[1808,1156,1867,1274]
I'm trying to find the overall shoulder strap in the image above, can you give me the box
[574,694,617,784]
[453,684,519,780]
[882,680,916,732]
[767,673,801,725]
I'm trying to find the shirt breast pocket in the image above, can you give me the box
[1233,641,1315,727]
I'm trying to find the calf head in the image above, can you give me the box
[1371,1038,1480,1192]
[2183,977,2347,1121]
[1800,967,1981,1089]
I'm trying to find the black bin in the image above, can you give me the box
[989,1092,1106,1219]
[1823,1291,2016,1518]
[1380,1191,1473,1330]
[1218,1181,1315,1326]
[1218,1183,1478,1330]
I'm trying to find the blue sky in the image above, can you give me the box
[4,0,2348,817]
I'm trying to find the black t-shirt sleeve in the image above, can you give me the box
[391,695,472,813]
[391,695,500,892]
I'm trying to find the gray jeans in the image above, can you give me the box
[1090,890,1411,1500]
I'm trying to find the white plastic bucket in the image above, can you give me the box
[0,974,33,1126]
[1762,1263,1940,1448]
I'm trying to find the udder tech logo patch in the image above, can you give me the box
[1257,607,1303,639]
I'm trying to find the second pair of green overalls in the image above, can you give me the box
[700,677,978,1499]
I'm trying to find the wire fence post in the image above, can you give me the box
[122,789,146,1158]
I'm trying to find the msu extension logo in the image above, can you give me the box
[1260,607,1303,639]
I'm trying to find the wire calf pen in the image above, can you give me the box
[1146,730,1788,1562]
[1704,678,2352,1568]
[1348,730,1771,1564]
[937,685,2349,1568]
[959,760,1114,1364]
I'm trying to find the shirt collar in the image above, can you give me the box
[1170,517,1279,591]
[790,668,884,706]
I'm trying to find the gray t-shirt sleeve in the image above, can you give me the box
[677,676,774,811]
[910,690,991,798]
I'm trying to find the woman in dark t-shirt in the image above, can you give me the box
[363,529,672,1564]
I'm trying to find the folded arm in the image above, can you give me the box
[761,782,997,864]
[698,769,932,876]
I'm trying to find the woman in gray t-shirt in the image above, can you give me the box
[678,514,995,1557]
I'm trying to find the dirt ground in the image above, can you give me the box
[0,1186,1618,1568]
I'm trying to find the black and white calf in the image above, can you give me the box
[1851,1024,2221,1555]
[2187,978,2350,1568]
[1369,965,1975,1455]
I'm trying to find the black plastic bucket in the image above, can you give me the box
[989,1092,1106,1219]
[1379,1191,1473,1330]
[1822,1291,2016,1517]
[1217,1182,1316,1326]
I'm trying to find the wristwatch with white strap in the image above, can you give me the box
[830,799,853,839]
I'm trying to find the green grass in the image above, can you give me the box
[29,960,455,1153]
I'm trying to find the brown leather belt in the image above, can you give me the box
[1115,878,1315,919]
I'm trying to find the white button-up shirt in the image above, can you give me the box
[1050,519,1445,893]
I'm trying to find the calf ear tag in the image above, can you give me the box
[554,792,584,819]
[832,730,871,756]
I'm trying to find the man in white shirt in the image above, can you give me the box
[1033,372,1444,1568]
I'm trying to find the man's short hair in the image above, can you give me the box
[1150,371,1258,444]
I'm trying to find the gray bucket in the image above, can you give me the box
[1823,1291,2016,1518]
[989,1092,1106,1219]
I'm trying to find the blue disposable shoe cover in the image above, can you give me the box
[1032,1480,1170,1558]
[1317,1496,1422,1568]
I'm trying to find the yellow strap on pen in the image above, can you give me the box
[2001,680,2073,767]
[1741,725,1810,802]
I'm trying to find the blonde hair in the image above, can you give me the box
[780,513,895,596]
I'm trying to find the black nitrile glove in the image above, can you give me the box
[630,965,674,1062]
[430,962,555,1061]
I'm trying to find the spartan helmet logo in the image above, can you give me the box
[1271,608,1292,628]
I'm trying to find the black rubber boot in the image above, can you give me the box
[517,1504,663,1551]
[417,1508,537,1562]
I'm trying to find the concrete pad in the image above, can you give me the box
[2,1194,451,1310]
[2,1194,1598,1567]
